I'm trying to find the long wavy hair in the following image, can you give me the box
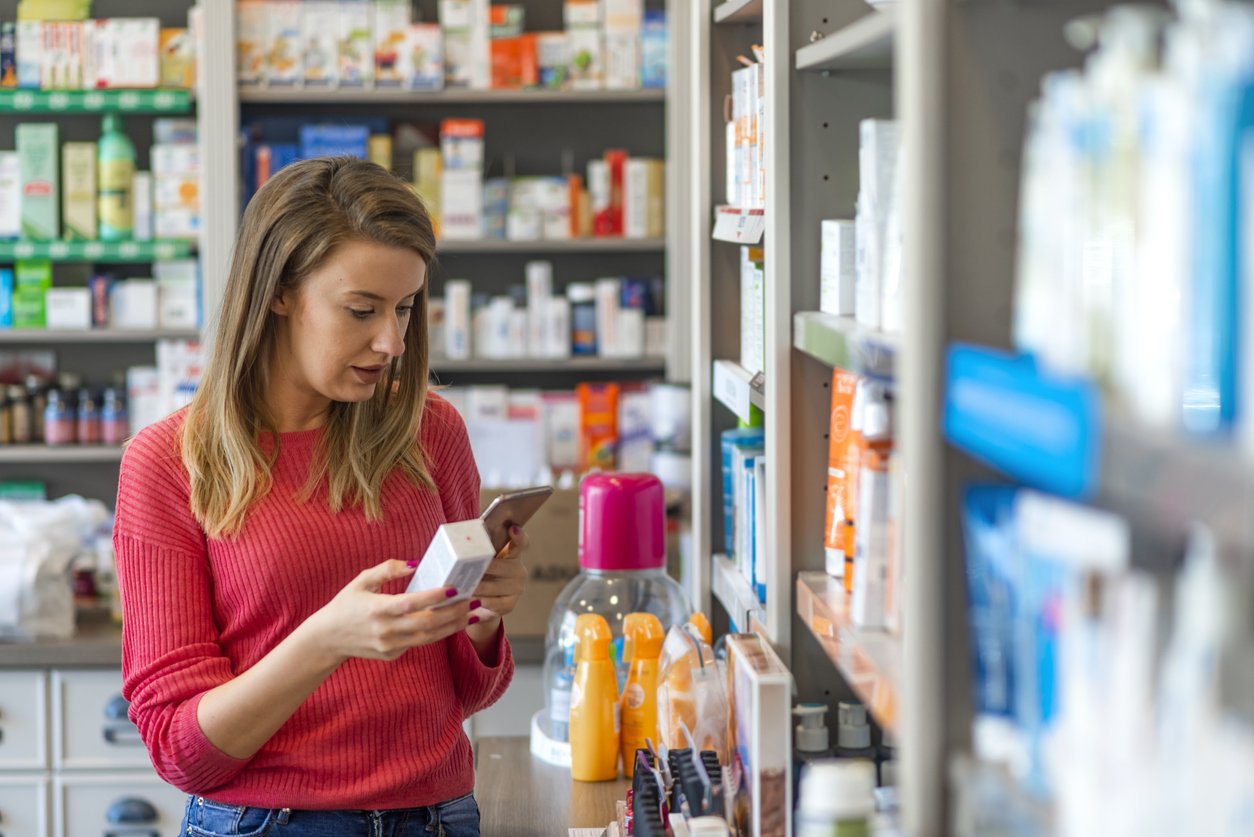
[182,157,438,537]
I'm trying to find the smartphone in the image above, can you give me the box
[481,485,554,553]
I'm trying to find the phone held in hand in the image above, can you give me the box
[479,485,554,553]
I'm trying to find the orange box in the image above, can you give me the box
[824,369,859,579]
[490,34,538,89]
[577,382,620,472]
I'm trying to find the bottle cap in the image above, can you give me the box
[578,473,666,571]
[574,613,612,662]
[623,612,665,662]
[798,759,875,820]
[793,703,830,753]
[837,701,871,750]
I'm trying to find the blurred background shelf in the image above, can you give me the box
[430,357,665,374]
[711,553,764,634]
[796,572,900,733]
[793,311,896,378]
[0,329,199,344]
[712,359,765,423]
[238,87,665,105]
[436,237,666,254]
[0,445,125,464]
[0,89,193,114]
[713,0,763,25]
[795,9,896,73]
[0,240,195,262]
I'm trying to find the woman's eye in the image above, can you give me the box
[349,308,373,319]
[397,305,415,317]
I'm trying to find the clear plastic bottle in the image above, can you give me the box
[43,388,75,446]
[540,474,691,749]
[101,387,128,445]
[76,388,101,444]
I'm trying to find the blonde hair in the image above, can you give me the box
[183,157,437,537]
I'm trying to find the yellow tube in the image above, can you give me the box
[620,613,665,777]
[570,613,620,782]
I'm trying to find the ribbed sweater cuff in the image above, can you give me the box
[170,692,253,792]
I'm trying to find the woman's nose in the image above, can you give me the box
[373,317,406,356]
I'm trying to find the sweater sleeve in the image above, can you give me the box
[113,418,251,794]
[422,394,515,714]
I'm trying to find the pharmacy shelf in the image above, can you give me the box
[0,328,198,344]
[712,359,765,424]
[949,755,1052,837]
[796,572,900,733]
[0,445,124,464]
[943,342,1254,558]
[793,311,896,379]
[0,240,194,263]
[795,9,896,73]
[436,237,666,254]
[430,357,665,374]
[711,206,766,244]
[711,553,765,634]
[713,0,763,25]
[0,88,193,114]
[238,87,665,105]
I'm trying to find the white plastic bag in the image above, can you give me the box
[0,496,109,640]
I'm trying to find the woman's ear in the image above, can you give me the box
[269,291,291,316]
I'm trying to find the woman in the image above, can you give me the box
[114,157,525,836]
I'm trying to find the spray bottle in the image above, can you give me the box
[570,613,620,781]
[621,612,665,777]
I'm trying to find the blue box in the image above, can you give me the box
[641,10,667,89]
[0,268,12,328]
[299,124,370,160]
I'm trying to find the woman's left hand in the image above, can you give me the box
[468,525,529,628]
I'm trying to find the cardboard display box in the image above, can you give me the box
[480,485,580,638]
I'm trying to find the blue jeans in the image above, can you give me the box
[181,791,481,837]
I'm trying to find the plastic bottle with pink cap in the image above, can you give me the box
[539,473,691,747]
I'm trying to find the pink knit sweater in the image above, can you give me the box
[113,394,513,809]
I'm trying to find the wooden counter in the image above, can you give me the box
[475,736,629,836]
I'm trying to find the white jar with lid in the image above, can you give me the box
[797,759,876,837]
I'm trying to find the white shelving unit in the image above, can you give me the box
[431,358,666,374]
[435,237,666,254]
[238,88,666,105]
[794,8,896,72]
[0,329,199,344]
[0,446,125,464]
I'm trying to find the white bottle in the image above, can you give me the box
[797,759,876,837]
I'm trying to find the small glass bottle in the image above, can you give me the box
[76,388,101,445]
[25,374,47,441]
[567,282,597,356]
[101,388,129,446]
[8,384,31,444]
[44,388,76,446]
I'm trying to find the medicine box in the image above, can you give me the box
[266,1,302,86]
[566,26,602,90]
[45,287,91,330]
[12,288,45,328]
[820,220,857,317]
[0,269,12,327]
[110,279,158,329]
[301,2,340,87]
[338,0,375,87]
[159,27,195,88]
[440,169,484,240]
[0,152,19,240]
[406,519,497,604]
[408,24,444,91]
[17,123,59,242]
[61,142,96,242]
[373,0,412,88]
[15,260,51,290]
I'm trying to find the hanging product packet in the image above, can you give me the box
[657,624,729,764]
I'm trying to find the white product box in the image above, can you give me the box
[466,385,509,422]
[617,389,653,472]
[525,260,552,356]
[539,177,571,240]
[740,246,765,376]
[820,220,856,317]
[127,366,162,434]
[373,0,412,88]
[440,170,484,240]
[725,634,794,837]
[408,24,444,90]
[506,178,544,241]
[542,392,580,469]
[536,32,569,89]
[444,279,472,359]
[617,307,644,358]
[595,277,622,357]
[624,158,664,239]
[439,0,475,29]
[158,280,198,329]
[0,152,20,240]
[95,18,159,89]
[236,0,267,85]
[110,279,158,329]
[132,171,152,241]
[546,296,572,359]
[564,0,601,27]
[266,1,302,86]
[154,208,199,240]
[645,316,666,358]
[604,32,639,90]
[302,1,340,87]
[16,22,42,89]
[45,288,91,330]
[156,337,204,414]
[439,0,488,89]
[566,26,602,90]
[338,0,375,87]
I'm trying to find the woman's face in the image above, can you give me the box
[267,238,426,430]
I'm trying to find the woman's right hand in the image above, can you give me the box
[309,559,475,663]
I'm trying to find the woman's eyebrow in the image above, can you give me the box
[344,289,420,301]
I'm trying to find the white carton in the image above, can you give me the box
[820,219,856,317]
[302,1,340,87]
[440,169,484,240]
[406,520,496,604]
[110,279,158,329]
[0,153,20,240]
[45,288,91,330]
[266,1,302,86]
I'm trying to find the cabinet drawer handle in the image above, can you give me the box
[102,726,144,746]
[104,694,130,721]
[107,797,157,824]
[104,832,158,837]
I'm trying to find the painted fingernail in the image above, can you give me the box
[445,588,459,598]
[510,525,522,537]
[407,559,419,568]
[470,599,482,610]
[468,615,480,625]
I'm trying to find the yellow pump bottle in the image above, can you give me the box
[569,613,620,782]
[620,612,665,777]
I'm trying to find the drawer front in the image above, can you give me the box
[0,774,51,837]
[0,670,48,770]
[55,773,186,837]
[52,670,151,770]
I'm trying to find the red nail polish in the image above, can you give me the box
[510,525,522,537]
[406,559,419,568]
[470,599,482,610]
[445,588,459,598]
[468,615,480,625]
